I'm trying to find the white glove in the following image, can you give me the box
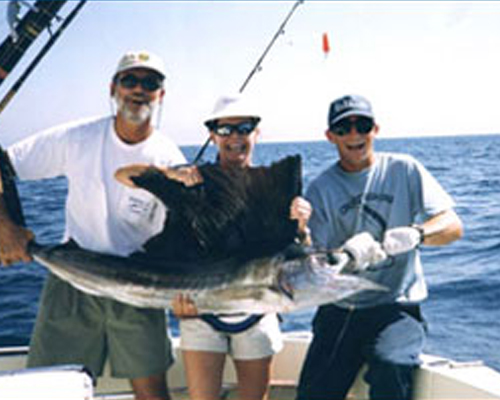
[342,232,387,271]
[382,226,423,256]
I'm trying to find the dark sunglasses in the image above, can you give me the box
[117,74,163,92]
[330,117,374,136]
[212,120,259,137]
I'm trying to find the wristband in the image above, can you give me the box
[411,224,425,245]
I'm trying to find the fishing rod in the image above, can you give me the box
[192,0,305,165]
[0,1,67,87]
[239,0,304,93]
[0,1,87,116]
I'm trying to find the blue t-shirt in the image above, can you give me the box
[306,152,455,308]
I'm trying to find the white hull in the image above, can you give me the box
[1,331,500,399]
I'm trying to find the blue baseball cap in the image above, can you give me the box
[328,95,374,128]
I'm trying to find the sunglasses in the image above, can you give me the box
[330,117,374,136]
[117,74,163,92]
[212,120,259,137]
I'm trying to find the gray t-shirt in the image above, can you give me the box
[306,152,455,308]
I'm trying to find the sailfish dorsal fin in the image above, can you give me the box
[130,155,302,264]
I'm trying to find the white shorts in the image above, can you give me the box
[179,314,283,360]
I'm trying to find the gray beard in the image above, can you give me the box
[115,96,156,125]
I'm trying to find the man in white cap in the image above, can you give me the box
[0,50,186,399]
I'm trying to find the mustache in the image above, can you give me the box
[124,94,151,105]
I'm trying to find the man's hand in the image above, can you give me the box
[115,164,203,188]
[172,293,199,318]
[290,196,312,245]
[342,232,387,271]
[163,165,203,187]
[0,222,34,266]
[383,226,423,256]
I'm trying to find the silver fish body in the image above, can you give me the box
[30,242,384,314]
[10,156,384,314]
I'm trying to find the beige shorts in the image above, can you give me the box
[28,274,174,379]
[179,313,283,360]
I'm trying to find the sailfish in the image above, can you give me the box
[1,153,383,313]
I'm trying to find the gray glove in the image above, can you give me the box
[342,232,387,271]
[383,226,423,256]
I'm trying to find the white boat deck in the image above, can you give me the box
[1,332,500,400]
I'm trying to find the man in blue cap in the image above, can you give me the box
[296,94,463,400]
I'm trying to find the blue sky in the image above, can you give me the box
[0,1,499,146]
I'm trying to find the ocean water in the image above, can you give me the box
[1,134,499,372]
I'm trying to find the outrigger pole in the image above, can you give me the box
[192,0,304,164]
[0,1,87,116]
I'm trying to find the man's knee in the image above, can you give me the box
[130,373,170,400]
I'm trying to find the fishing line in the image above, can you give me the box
[192,0,304,165]
[326,305,354,365]
[305,305,355,388]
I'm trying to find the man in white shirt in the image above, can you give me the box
[0,50,186,400]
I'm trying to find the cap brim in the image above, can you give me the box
[114,65,165,79]
[204,114,261,125]
[329,110,374,127]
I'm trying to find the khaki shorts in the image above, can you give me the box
[179,314,283,360]
[28,274,174,379]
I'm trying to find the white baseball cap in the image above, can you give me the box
[204,94,261,128]
[114,50,166,79]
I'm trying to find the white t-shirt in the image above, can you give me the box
[8,116,186,256]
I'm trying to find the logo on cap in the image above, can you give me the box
[333,97,370,114]
[114,50,166,79]
[328,95,374,127]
